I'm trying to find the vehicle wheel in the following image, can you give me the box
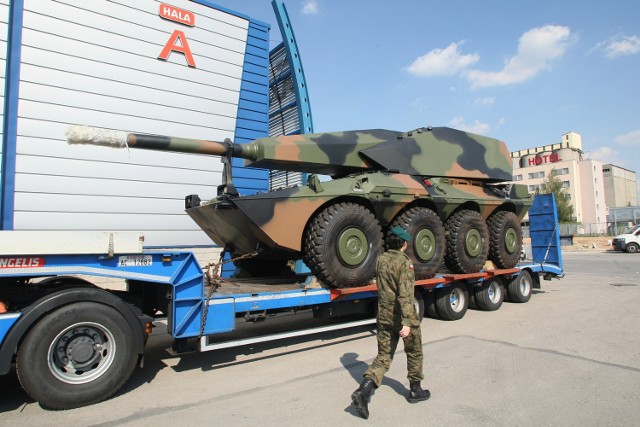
[424,290,439,318]
[435,283,468,321]
[16,302,138,409]
[487,211,523,269]
[413,290,425,321]
[626,242,639,253]
[444,210,489,273]
[233,257,290,277]
[473,278,504,311]
[303,202,383,288]
[390,207,445,279]
[507,270,533,303]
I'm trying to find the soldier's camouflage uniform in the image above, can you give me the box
[363,249,424,387]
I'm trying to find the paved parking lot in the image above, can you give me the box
[1,251,639,426]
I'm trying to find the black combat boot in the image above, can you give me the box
[407,381,431,403]
[351,378,376,419]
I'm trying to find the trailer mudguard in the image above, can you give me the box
[0,287,150,375]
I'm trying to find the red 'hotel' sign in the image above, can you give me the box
[159,3,195,26]
[528,152,561,166]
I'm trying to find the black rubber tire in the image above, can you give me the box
[626,242,639,253]
[16,302,138,409]
[413,290,425,321]
[233,257,290,277]
[390,207,445,279]
[473,278,505,311]
[435,283,469,321]
[444,210,489,273]
[506,270,533,303]
[487,211,523,269]
[424,290,439,318]
[303,202,383,288]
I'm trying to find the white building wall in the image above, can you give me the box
[578,160,607,231]
[12,0,252,246]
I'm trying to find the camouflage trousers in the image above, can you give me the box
[363,324,424,387]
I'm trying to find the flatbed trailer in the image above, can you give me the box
[0,195,563,409]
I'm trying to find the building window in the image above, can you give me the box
[562,181,570,188]
[528,184,542,192]
[603,168,610,172]
[566,193,571,200]
[555,167,569,175]
[513,174,523,181]
[528,171,546,179]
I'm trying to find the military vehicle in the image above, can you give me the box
[67,125,532,288]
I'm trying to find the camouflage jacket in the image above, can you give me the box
[375,249,420,329]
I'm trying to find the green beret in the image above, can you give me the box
[390,226,411,241]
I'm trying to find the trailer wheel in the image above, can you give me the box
[506,270,533,303]
[413,290,425,320]
[435,283,468,321]
[391,207,445,279]
[626,242,639,253]
[487,211,523,269]
[444,210,489,273]
[424,290,439,318]
[304,202,383,288]
[16,302,138,409]
[473,278,504,311]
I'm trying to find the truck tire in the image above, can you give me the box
[435,283,468,321]
[424,290,439,318]
[16,302,138,409]
[413,290,425,320]
[444,210,489,273]
[626,242,639,253]
[391,207,445,279]
[487,211,523,269]
[304,202,383,288]
[473,278,504,311]
[506,270,533,303]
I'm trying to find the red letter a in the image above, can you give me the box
[158,30,196,67]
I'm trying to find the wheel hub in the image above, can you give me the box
[415,229,435,261]
[464,229,482,257]
[337,227,368,266]
[49,322,115,384]
[504,227,518,254]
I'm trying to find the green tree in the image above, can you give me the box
[536,172,575,222]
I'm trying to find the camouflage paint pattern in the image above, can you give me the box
[122,126,514,181]
[363,249,423,387]
[68,125,532,268]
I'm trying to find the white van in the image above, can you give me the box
[611,224,640,253]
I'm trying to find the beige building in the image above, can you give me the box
[511,132,608,232]
[602,164,638,208]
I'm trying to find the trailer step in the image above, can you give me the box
[198,317,376,352]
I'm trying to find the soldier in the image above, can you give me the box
[351,226,430,419]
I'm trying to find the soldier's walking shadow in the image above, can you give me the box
[340,352,407,417]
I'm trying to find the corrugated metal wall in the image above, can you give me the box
[1,0,270,247]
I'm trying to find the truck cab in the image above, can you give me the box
[612,224,640,253]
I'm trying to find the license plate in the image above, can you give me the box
[118,255,153,267]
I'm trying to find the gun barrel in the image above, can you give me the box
[66,125,257,159]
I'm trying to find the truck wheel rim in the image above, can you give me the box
[337,227,368,266]
[464,229,482,257]
[415,229,435,261]
[519,276,531,296]
[504,227,518,254]
[48,322,116,385]
[449,288,464,312]
[488,282,501,303]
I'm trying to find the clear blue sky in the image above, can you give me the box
[213,0,640,178]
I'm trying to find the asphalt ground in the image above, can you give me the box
[0,251,639,426]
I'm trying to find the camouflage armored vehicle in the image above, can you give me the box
[67,125,532,288]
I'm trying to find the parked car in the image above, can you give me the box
[611,224,640,253]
